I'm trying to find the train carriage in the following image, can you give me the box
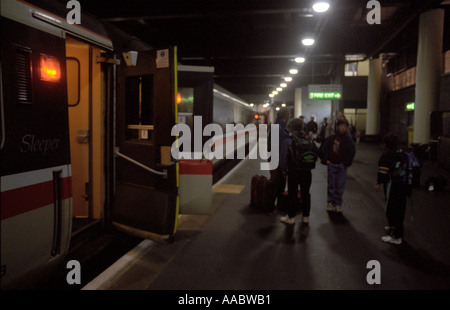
[0,0,76,287]
[0,0,179,288]
[0,0,255,289]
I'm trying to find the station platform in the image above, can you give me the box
[83,142,450,291]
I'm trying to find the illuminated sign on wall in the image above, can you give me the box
[405,102,415,111]
[309,92,342,100]
[308,84,342,100]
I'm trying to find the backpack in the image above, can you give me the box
[387,150,421,220]
[289,136,318,171]
[390,150,421,188]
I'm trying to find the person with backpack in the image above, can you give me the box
[320,118,356,213]
[375,134,413,245]
[279,118,319,224]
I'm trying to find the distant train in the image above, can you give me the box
[0,0,255,288]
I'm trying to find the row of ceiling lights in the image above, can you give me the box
[261,102,288,110]
[267,1,330,102]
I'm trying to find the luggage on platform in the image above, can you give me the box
[250,175,276,212]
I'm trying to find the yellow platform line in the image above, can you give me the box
[212,184,245,194]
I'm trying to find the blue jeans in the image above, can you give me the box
[327,163,347,206]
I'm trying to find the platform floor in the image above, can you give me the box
[83,142,450,290]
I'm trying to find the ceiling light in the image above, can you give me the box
[295,57,306,63]
[302,38,315,46]
[312,2,330,13]
[281,103,286,107]
[284,77,293,82]
[276,107,280,111]
[289,68,298,75]
[269,94,274,98]
[280,83,287,88]
[276,87,282,91]
[272,91,278,95]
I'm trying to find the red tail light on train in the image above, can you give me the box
[39,54,61,82]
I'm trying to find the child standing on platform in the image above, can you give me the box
[375,134,410,245]
[279,118,319,224]
[320,117,356,213]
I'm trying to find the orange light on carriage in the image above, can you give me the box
[176,92,182,104]
[40,54,61,82]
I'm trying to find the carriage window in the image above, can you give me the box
[15,47,32,104]
[125,75,154,140]
[66,57,80,107]
[177,87,194,129]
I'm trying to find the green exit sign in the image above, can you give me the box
[309,92,342,100]
[405,102,415,111]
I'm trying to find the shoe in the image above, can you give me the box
[302,216,309,224]
[384,226,392,235]
[326,202,334,212]
[280,215,295,224]
[334,205,342,213]
[381,235,402,245]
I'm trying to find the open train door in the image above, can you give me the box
[112,47,178,242]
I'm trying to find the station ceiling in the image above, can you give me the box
[74,1,448,105]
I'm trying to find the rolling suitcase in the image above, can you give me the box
[250,175,276,212]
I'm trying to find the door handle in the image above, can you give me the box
[115,147,167,178]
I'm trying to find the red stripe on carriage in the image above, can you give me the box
[179,160,213,175]
[212,130,253,147]
[1,177,72,220]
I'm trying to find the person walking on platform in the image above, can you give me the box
[317,117,328,143]
[325,112,343,138]
[325,112,354,138]
[299,115,310,134]
[375,134,409,245]
[307,116,318,139]
[269,109,290,204]
[279,118,319,224]
[320,118,356,213]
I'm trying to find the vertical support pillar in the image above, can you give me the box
[294,87,302,118]
[366,57,382,137]
[269,107,275,124]
[414,9,444,144]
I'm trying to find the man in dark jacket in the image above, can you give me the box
[307,116,318,137]
[317,117,328,143]
[269,109,290,203]
[320,118,356,213]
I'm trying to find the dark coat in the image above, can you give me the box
[320,133,356,167]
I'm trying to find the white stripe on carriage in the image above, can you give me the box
[1,165,71,192]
